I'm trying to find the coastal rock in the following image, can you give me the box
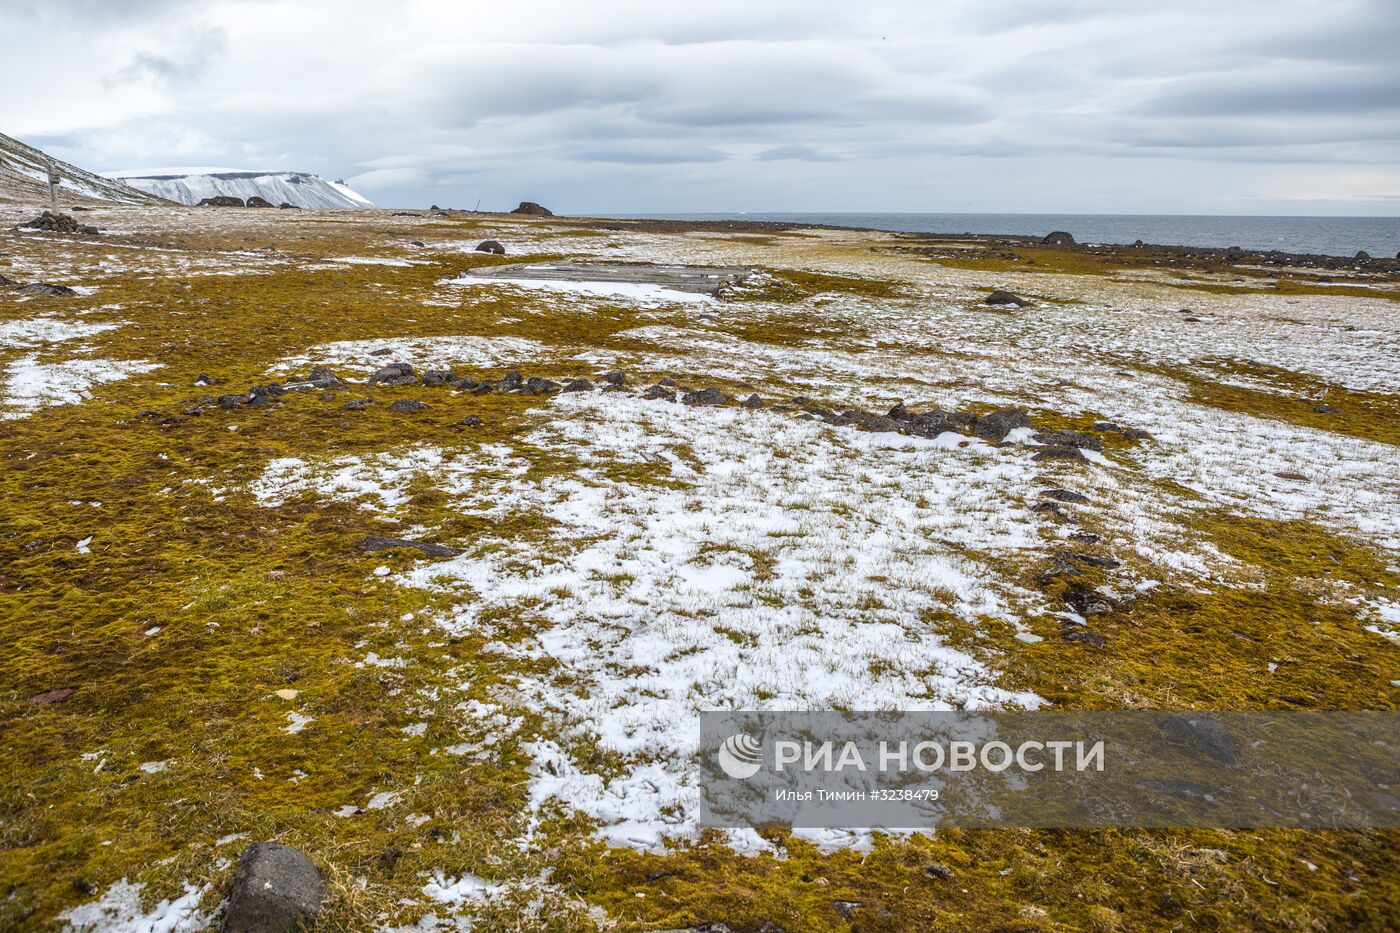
[368,362,416,386]
[973,408,1029,442]
[1042,231,1075,246]
[511,201,554,217]
[1355,251,1371,261]
[197,195,245,207]
[985,290,1029,307]
[475,240,506,254]
[223,842,324,933]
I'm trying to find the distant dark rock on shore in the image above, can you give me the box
[1041,231,1075,246]
[512,201,553,217]
[246,195,274,208]
[475,240,506,254]
[985,290,1029,307]
[197,195,245,207]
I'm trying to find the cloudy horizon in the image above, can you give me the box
[3,0,1399,215]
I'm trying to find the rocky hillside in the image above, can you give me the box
[0,133,168,206]
[114,170,373,209]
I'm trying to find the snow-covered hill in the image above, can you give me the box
[111,170,373,209]
[0,133,168,206]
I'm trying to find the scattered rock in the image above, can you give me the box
[421,370,455,387]
[642,385,675,401]
[973,408,1029,442]
[250,383,284,399]
[1355,251,1371,262]
[682,387,730,407]
[223,842,324,933]
[368,362,417,386]
[1063,583,1114,615]
[887,402,908,420]
[460,415,482,427]
[1042,489,1090,504]
[1062,630,1107,648]
[358,536,464,559]
[1090,421,1121,432]
[197,195,245,207]
[561,377,593,393]
[1158,714,1242,767]
[29,687,73,706]
[834,901,862,921]
[475,240,506,255]
[389,399,427,413]
[1312,404,1339,414]
[307,366,345,389]
[1274,471,1308,481]
[1064,551,1121,569]
[277,203,300,210]
[0,273,15,288]
[392,211,420,217]
[511,201,554,217]
[985,290,1029,307]
[854,413,904,434]
[245,196,274,208]
[1032,429,1102,451]
[742,393,765,409]
[1042,231,1075,246]
[19,211,98,235]
[340,399,372,411]
[924,862,955,880]
[1121,428,1152,440]
[600,371,626,389]
[218,394,248,409]
[524,376,561,395]
[497,369,524,392]
[1033,446,1086,462]
[17,282,77,297]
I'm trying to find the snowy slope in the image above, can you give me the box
[0,133,168,206]
[112,170,373,209]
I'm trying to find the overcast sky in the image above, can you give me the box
[3,0,1398,214]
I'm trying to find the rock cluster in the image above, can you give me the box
[19,211,98,234]
[197,196,246,207]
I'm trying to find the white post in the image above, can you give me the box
[45,158,59,213]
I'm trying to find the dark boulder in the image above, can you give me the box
[218,394,248,409]
[368,362,417,386]
[1355,251,1371,262]
[642,385,675,401]
[461,415,482,427]
[1062,630,1107,648]
[0,273,15,287]
[1042,489,1090,504]
[742,393,765,409]
[524,376,560,395]
[1041,231,1075,246]
[277,203,300,210]
[340,398,372,411]
[985,290,1029,307]
[421,370,455,387]
[973,408,1029,442]
[561,377,593,393]
[475,240,506,255]
[496,369,524,391]
[223,842,323,933]
[246,196,274,208]
[1032,429,1102,451]
[511,201,554,217]
[307,366,345,389]
[600,371,625,389]
[1063,583,1114,615]
[1032,446,1086,462]
[886,402,909,420]
[389,399,427,413]
[447,376,480,390]
[250,383,284,399]
[197,196,245,207]
[1158,715,1241,767]
[906,413,958,438]
[17,282,78,297]
[359,535,464,559]
[682,387,730,407]
[855,414,904,434]
[1312,404,1339,414]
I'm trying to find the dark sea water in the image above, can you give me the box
[606,213,1400,258]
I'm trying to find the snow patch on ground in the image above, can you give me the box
[59,880,209,933]
[273,336,546,374]
[1,355,161,419]
[447,273,714,305]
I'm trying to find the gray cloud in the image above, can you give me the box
[0,0,1396,214]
